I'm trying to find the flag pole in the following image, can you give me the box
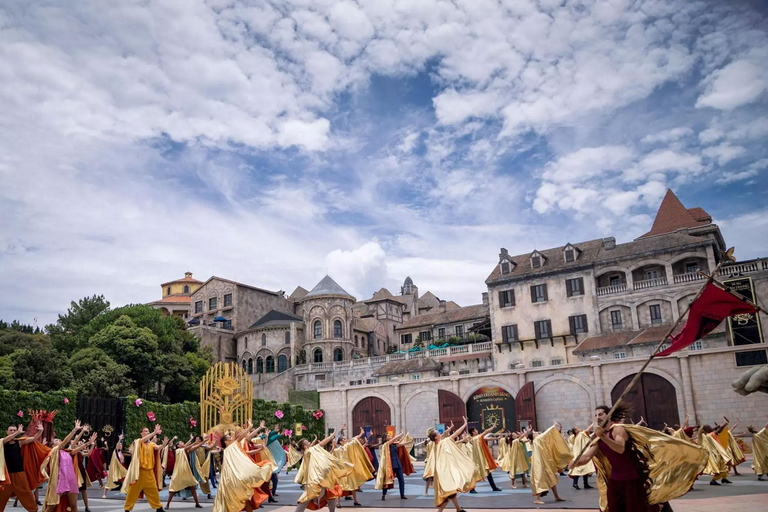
[571,252,734,464]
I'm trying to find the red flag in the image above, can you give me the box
[657,282,757,356]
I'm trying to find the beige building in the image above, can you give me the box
[148,272,202,318]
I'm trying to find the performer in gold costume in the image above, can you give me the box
[698,423,732,485]
[332,428,374,507]
[568,425,594,490]
[746,419,768,480]
[570,404,707,512]
[467,423,502,492]
[374,431,411,500]
[496,430,529,489]
[166,435,208,509]
[428,416,480,512]
[121,425,170,512]
[530,422,570,505]
[103,434,128,498]
[293,433,353,512]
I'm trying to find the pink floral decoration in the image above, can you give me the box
[147,411,156,422]
[312,410,323,420]
[63,398,69,404]
[16,410,23,417]
[190,417,197,428]
[284,429,293,438]
[274,410,284,419]
[301,425,307,431]
[135,398,143,407]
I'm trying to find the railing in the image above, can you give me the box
[673,272,705,284]
[719,261,760,276]
[633,276,668,290]
[293,340,494,373]
[597,283,627,296]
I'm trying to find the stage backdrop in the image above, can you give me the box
[466,386,516,431]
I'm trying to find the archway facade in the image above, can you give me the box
[465,385,516,431]
[611,373,679,430]
[352,396,392,439]
[438,390,466,427]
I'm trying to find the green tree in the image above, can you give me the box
[89,315,161,397]
[69,347,134,397]
[10,348,73,392]
[0,330,49,357]
[0,357,14,388]
[46,295,110,355]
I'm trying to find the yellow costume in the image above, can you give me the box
[530,426,571,495]
[287,444,303,468]
[752,428,768,475]
[168,448,199,492]
[569,431,595,477]
[374,441,395,490]
[699,431,731,478]
[423,440,435,480]
[496,437,529,477]
[726,430,746,466]
[40,445,65,506]
[672,428,691,442]
[295,444,353,503]
[333,438,374,492]
[212,441,274,512]
[432,438,480,506]
[591,425,707,512]
[105,450,128,490]
[121,440,163,511]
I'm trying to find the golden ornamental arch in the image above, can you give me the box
[200,362,252,435]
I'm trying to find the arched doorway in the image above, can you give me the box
[610,373,679,430]
[466,386,516,431]
[352,397,391,439]
[438,390,465,426]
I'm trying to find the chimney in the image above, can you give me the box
[185,271,193,278]
[602,237,616,250]
[499,248,509,262]
[482,292,489,306]
[439,300,446,313]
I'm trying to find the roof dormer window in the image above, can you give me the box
[530,250,546,269]
[563,243,581,263]
[501,261,510,274]
[565,249,574,262]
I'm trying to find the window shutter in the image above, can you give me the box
[566,279,573,297]
[581,315,588,333]
[512,325,518,341]
[509,290,515,306]
[543,284,548,301]
[546,320,552,337]
[530,286,536,303]
[502,326,508,343]
[578,277,584,295]
[569,316,575,335]
[534,321,541,339]
[498,290,505,306]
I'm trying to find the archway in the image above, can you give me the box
[352,397,392,439]
[611,373,679,430]
[438,390,465,426]
[466,385,516,431]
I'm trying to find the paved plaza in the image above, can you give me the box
[79,460,768,512]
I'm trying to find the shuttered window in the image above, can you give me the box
[534,320,552,339]
[498,289,515,308]
[566,277,584,297]
[531,284,548,303]
[569,314,588,334]
[501,324,518,343]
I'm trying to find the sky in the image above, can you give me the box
[1,0,767,327]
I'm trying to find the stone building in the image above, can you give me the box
[148,272,202,318]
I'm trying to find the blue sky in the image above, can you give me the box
[1,0,767,326]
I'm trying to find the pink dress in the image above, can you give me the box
[57,450,79,494]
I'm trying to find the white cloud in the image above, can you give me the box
[640,127,693,145]
[697,60,768,110]
[716,158,768,184]
[702,143,747,165]
[325,241,388,300]
[541,146,635,183]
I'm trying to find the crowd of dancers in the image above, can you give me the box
[1,408,767,512]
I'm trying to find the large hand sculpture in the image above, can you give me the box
[732,365,768,395]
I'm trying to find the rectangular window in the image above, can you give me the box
[195,301,203,314]
[531,284,548,303]
[208,297,218,310]
[565,249,574,262]
[532,256,541,268]
[649,305,663,325]
[455,325,464,337]
[222,319,232,330]
[438,327,445,339]
[569,314,588,334]
[501,261,510,274]
[498,289,515,308]
[411,374,420,380]
[614,352,626,359]
[401,333,412,344]
[531,360,543,367]
[610,275,621,286]
[420,330,432,342]
[551,358,563,365]
[610,310,622,328]
[645,269,659,280]
[689,340,703,351]
[223,293,232,307]
[566,277,584,297]
[502,324,518,343]
[534,319,552,339]
[735,349,768,367]
[686,262,700,274]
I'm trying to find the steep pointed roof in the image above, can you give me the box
[638,189,712,239]
[288,286,309,301]
[366,288,395,302]
[303,275,354,300]
[248,309,303,329]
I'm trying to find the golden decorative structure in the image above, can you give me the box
[200,362,253,435]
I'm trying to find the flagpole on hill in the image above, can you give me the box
[571,247,762,463]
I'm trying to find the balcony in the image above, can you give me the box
[633,276,668,290]
[673,272,705,284]
[597,283,627,296]
[719,259,768,276]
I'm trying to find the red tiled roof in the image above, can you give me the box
[638,189,711,239]
[160,275,203,286]
[627,324,677,345]
[396,304,488,330]
[572,330,639,353]
[151,296,192,304]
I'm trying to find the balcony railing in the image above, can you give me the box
[719,260,766,276]
[673,272,705,284]
[633,276,668,290]
[293,341,493,374]
[597,283,627,296]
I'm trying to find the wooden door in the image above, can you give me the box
[515,382,536,430]
[438,390,466,427]
[352,397,391,439]
[611,374,679,430]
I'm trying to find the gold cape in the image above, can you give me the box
[191,449,212,495]
[212,441,274,512]
[726,430,745,464]
[752,428,768,475]
[40,445,64,506]
[592,425,707,512]
[569,431,596,477]
[496,438,529,477]
[432,437,480,506]
[496,437,507,464]
[374,441,394,490]
[105,450,128,490]
[423,441,435,480]
[530,426,572,495]
[286,444,303,468]
[168,448,199,492]
[161,445,169,470]
[0,439,7,485]
[120,441,162,494]
[470,435,498,478]
[296,444,353,503]
[672,428,691,442]
[699,432,731,476]
[333,438,374,491]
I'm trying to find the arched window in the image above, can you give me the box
[355,335,358,347]
[256,357,264,373]
[262,333,267,346]
[247,358,253,374]
[361,336,366,348]
[285,331,290,344]
[313,349,323,363]
[333,348,344,361]
[278,355,288,372]
[242,360,247,373]
[314,321,322,339]
[166,286,171,295]
[183,285,190,294]
[333,320,343,338]
[266,356,275,373]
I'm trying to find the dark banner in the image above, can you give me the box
[466,386,516,431]
[724,277,763,346]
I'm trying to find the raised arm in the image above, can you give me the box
[480,421,498,438]
[317,432,336,447]
[19,421,45,445]
[598,424,627,455]
[449,417,468,441]
[72,433,97,454]
[681,413,689,430]
[355,427,366,440]
[141,424,161,443]
[59,421,82,448]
